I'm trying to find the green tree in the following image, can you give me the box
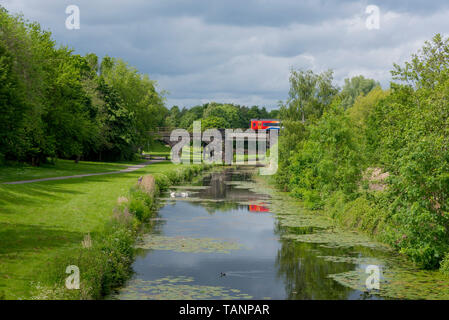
[101,57,167,152]
[96,79,135,161]
[203,103,240,127]
[286,69,338,123]
[200,116,230,130]
[276,69,338,189]
[340,75,380,109]
[346,86,389,128]
[0,39,27,162]
[285,104,363,208]
[367,34,449,268]
[166,106,181,128]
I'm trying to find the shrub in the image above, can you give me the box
[165,169,181,184]
[154,173,171,192]
[325,191,388,237]
[384,203,449,269]
[440,253,449,276]
[284,105,363,208]
[127,190,152,222]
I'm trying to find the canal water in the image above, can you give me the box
[114,168,449,300]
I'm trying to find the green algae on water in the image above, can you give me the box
[281,229,387,249]
[329,265,449,300]
[116,276,253,300]
[317,255,384,265]
[135,235,243,253]
[276,213,332,229]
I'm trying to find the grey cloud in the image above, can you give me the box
[2,0,449,109]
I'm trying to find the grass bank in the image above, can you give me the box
[0,160,213,299]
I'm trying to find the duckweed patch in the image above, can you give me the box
[329,265,449,300]
[317,255,384,265]
[116,276,253,300]
[276,213,332,229]
[281,229,387,250]
[135,235,243,253]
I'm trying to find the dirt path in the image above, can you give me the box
[2,159,166,185]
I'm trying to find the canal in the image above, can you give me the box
[114,167,449,300]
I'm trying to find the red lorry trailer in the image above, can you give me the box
[250,119,280,130]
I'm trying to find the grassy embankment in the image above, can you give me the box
[0,158,212,299]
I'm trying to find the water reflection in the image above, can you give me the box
[249,204,270,212]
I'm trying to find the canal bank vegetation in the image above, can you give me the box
[275,34,449,272]
[30,163,212,299]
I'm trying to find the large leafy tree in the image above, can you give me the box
[101,57,167,152]
[203,103,240,128]
[0,39,28,162]
[0,7,168,164]
[166,106,181,128]
[285,69,338,124]
[95,79,135,161]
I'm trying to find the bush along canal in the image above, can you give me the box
[112,167,449,300]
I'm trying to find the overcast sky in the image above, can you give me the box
[3,0,449,109]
